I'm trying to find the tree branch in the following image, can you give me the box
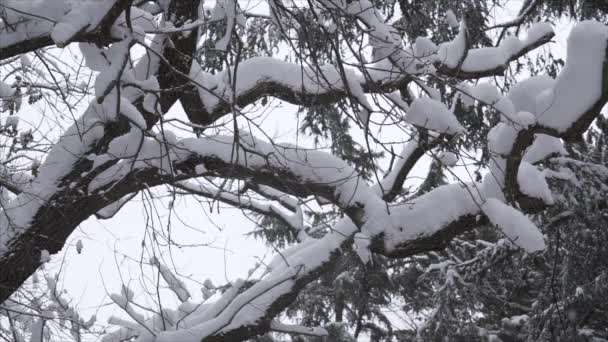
[0,0,203,304]
[0,0,131,60]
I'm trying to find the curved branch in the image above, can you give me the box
[0,0,203,304]
[174,180,303,234]
[504,21,608,204]
[184,23,554,126]
[373,130,439,200]
[436,31,554,79]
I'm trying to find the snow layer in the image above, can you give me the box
[0,81,15,98]
[536,21,608,131]
[0,1,120,50]
[523,134,566,164]
[51,7,92,47]
[457,82,517,120]
[507,75,555,114]
[437,21,467,67]
[353,232,372,264]
[437,22,554,73]
[406,98,465,135]
[189,57,369,115]
[459,82,502,106]
[384,183,482,251]
[438,151,458,166]
[518,162,554,204]
[373,133,422,196]
[482,198,545,252]
[444,10,459,28]
[153,258,191,302]
[414,37,438,59]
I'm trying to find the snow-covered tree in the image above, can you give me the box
[1,0,607,341]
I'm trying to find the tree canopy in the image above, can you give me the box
[0,0,607,341]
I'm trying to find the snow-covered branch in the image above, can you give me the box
[175,180,305,234]
[185,23,553,125]
[269,321,328,337]
[0,0,203,304]
[95,192,138,219]
[0,165,31,194]
[0,0,131,59]
[372,131,438,200]
[487,21,608,205]
[436,22,554,78]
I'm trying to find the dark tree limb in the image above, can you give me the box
[0,0,202,304]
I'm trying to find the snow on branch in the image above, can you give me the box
[185,23,553,125]
[481,198,545,252]
[0,38,154,256]
[269,321,328,337]
[0,165,31,194]
[247,184,300,213]
[95,192,138,220]
[87,131,396,240]
[0,0,131,59]
[535,21,608,136]
[445,20,608,209]
[175,180,305,235]
[152,257,191,303]
[372,131,439,200]
[436,22,555,77]
[188,57,373,125]
[148,182,486,341]
[405,98,465,135]
[492,20,608,204]
[315,0,553,78]
[109,285,156,339]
